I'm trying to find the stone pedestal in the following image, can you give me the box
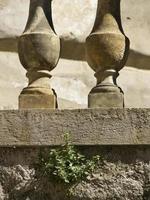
[88,85,124,108]
[19,90,56,109]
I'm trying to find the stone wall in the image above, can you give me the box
[0,0,150,109]
[1,147,150,200]
[0,108,150,200]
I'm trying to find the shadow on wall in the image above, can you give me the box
[0,37,150,70]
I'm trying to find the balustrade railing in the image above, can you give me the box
[18,0,129,109]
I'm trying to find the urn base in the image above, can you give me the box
[88,84,124,108]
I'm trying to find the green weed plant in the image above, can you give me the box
[38,133,101,184]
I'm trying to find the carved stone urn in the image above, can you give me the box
[18,0,60,109]
[86,0,130,108]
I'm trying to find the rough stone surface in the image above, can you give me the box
[0,109,150,146]
[0,146,150,199]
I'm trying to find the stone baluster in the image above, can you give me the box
[18,0,60,109]
[86,0,129,108]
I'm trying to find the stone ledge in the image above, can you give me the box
[0,108,150,146]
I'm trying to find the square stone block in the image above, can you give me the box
[19,93,56,109]
[88,92,124,108]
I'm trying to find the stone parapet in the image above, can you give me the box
[0,108,149,146]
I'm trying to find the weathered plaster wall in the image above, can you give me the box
[0,0,150,109]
